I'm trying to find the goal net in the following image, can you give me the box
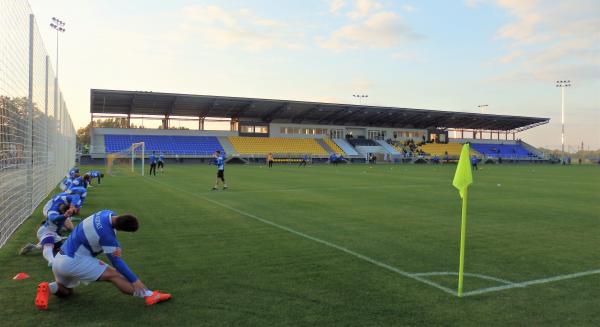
[106,142,145,176]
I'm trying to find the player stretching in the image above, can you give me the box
[212,150,228,190]
[149,151,157,176]
[34,210,171,310]
[157,152,165,173]
[20,192,82,266]
[87,170,104,185]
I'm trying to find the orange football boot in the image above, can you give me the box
[145,290,171,305]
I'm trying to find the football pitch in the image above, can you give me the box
[1,163,599,326]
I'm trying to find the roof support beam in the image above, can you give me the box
[292,105,321,123]
[232,101,255,119]
[262,102,289,122]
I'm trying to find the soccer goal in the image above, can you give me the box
[106,142,145,176]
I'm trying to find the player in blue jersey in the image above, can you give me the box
[86,170,104,185]
[212,150,228,190]
[157,152,165,173]
[149,151,157,176]
[20,192,82,265]
[34,210,171,309]
[59,168,79,191]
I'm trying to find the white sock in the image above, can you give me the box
[49,282,58,294]
[133,289,154,298]
[42,246,54,265]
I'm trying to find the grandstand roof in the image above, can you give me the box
[90,89,549,132]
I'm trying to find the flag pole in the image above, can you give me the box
[457,188,468,297]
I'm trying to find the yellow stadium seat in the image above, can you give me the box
[228,137,328,155]
[421,142,478,156]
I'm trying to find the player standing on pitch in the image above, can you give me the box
[148,151,157,176]
[157,152,165,173]
[212,150,228,190]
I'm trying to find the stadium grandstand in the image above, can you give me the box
[88,89,550,165]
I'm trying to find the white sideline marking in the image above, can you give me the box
[412,272,515,285]
[461,268,600,297]
[145,178,458,296]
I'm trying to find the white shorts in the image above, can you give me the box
[52,253,108,288]
[36,225,62,245]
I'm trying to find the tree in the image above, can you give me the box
[76,118,136,148]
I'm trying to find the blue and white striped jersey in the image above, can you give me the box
[62,210,119,257]
[61,210,139,282]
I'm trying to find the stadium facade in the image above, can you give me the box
[90,89,549,163]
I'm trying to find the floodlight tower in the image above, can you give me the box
[556,80,571,164]
[477,104,488,114]
[352,94,368,105]
[50,17,66,116]
[50,17,66,81]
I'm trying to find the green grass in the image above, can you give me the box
[1,163,599,326]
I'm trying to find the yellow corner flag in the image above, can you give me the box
[453,143,473,297]
[453,143,473,198]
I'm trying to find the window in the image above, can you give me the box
[255,126,268,133]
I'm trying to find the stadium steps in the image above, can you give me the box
[218,137,236,155]
[332,139,359,156]
[323,138,345,155]
[316,139,335,154]
[519,141,544,158]
[375,140,401,155]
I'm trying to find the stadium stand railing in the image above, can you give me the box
[0,2,76,248]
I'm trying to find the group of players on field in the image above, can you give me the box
[20,167,171,310]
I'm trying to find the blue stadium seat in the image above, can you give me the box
[470,143,534,159]
[104,134,224,155]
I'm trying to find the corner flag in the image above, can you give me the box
[453,143,473,297]
[453,143,473,198]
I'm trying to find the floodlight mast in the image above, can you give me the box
[50,17,66,119]
[556,80,571,164]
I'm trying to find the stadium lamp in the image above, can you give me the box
[352,94,369,106]
[477,104,488,114]
[556,80,571,164]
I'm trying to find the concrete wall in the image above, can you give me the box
[92,127,238,137]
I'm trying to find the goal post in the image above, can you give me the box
[131,142,145,176]
[106,142,145,176]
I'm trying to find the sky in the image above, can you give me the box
[28,0,599,150]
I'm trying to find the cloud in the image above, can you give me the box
[319,1,421,51]
[347,0,383,19]
[478,0,600,82]
[391,51,425,62]
[402,4,416,12]
[329,0,347,13]
[178,5,299,52]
